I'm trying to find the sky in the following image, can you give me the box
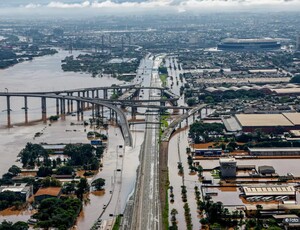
[0,0,299,16]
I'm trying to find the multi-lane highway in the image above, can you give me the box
[130,55,162,230]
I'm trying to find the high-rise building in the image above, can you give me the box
[297,35,300,51]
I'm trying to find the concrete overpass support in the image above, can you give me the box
[70,93,74,112]
[24,96,28,124]
[41,97,47,123]
[96,90,99,98]
[56,98,59,116]
[103,89,108,99]
[77,100,80,121]
[60,98,66,120]
[131,107,137,120]
[80,101,84,120]
[67,94,70,114]
[82,92,86,109]
[6,96,11,128]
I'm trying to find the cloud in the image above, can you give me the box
[23,3,41,8]
[18,0,300,12]
[47,1,90,8]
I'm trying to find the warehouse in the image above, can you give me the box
[249,147,300,156]
[242,185,295,197]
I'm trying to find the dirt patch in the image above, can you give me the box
[91,190,105,196]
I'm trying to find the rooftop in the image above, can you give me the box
[35,187,62,197]
[235,114,294,127]
[249,147,300,152]
[243,185,295,196]
[283,113,300,125]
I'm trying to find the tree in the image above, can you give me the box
[56,166,74,175]
[91,178,105,190]
[8,165,21,176]
[0,220,29,230]
[76,178,89,200]
[40,177,62,187]
[37,166,53,177]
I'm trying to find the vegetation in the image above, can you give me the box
[18,143,48,168]
[63,144,102,170]
[160,74,168,87]
[91,178,105,190]
[112,215,122,230]
[290,74,300,83]
[49,115,59,121]
[32,197,82,229]
[0,191,25,211]
[189,121,225,143]
[0,220,28,230]
[76,178,90,200]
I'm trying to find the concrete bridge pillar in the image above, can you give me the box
[92,90,95,99]
[80,101,84,120]
[131,107,137,120]
[82,92,86,109]
[41,97,47,123]
[199,109,202,120]
[104,89,108,99]
[70,93,74,112]
[67,93,70,114]
[24,96,28,124]
[76,100,80,121]
[96,90,99,98]
[60,98,66,120]
[160,101,166,107]
[92,103,95,120]
[56,98,60,116]
[101,106,104,119]
[6,96,11,128]
[77,91,81,98]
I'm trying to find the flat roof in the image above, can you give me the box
[35,187,61,197]
[235,114,294,127]
[272,88,300,94]
[243,185,295,196]
[219,158,236,163]
[249,147,300,152]
[222,38,278,43]
[283,113,300,125]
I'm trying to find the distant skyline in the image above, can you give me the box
[0,0,299,16]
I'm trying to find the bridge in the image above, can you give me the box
[0,92,133,147]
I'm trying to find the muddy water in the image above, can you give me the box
[0,49,142,227]
[168,130,201,230]
[0,49,121,126]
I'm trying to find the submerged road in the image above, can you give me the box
[130,55,163,230]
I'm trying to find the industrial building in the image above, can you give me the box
[249,147,300,156]
[194,148,222,157]
[258,165,275,175]
[0,183,33,201]
[242,185,295,197]
[223,113,300,133]
[218,38,281,51]
[219,158,237,178]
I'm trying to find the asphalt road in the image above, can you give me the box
[130,55,162,230]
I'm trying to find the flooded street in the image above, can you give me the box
[0,49,143,229]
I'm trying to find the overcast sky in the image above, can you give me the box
[0,0,299,16]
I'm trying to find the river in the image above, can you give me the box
[0,49,142,229]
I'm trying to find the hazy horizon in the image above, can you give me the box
[0,0,299,17]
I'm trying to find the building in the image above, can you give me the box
[297,35,300,51]
[243,185,295,197]
[249,147,300,156]
[34,187,62,203]
[0,183,33,201]
[41,144,66,154]
[258,165,275,175]
[228,113,300,133]
[194,148,222,157]
[219,158,237,178]
[218,38,281,51]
